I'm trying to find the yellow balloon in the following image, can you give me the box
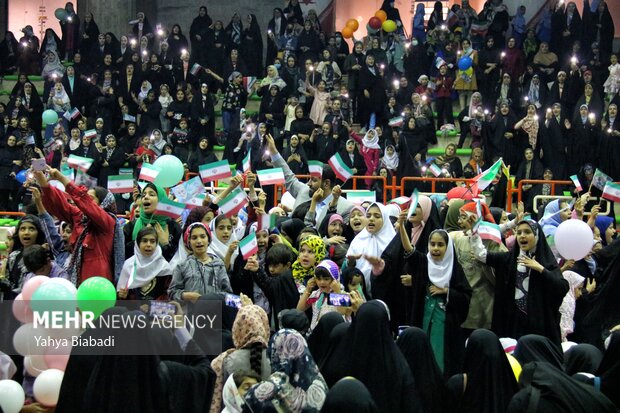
[506,353,522,382]
[382,19,397,33]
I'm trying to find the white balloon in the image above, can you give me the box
[0,380,26,413]
[554,219,594,260]
[12,323,40,356]
[33,369,64,407]
[45,278,78,298]
[24,355,48,377]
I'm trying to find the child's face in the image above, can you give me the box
[268,262,289,276]
[428,232,448,261]
[237,377,258,397]
[348,275,363,292]
[387,146,394,155]
[379,168,388,178]
[298,244,317,269]
[189,227,210,253]
[473,150,482,163]
[349,210,367,233]
[180,120,188,129]
[315,275,334,293]
[139,233,158,257]
[328,221,343,237]
[61,225,73,242]
[142,136,150,146]
[256,230,269,251]
[215,218,233,243]
[439,65,447,75]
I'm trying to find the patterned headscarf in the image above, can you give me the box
[209,304,270,413]
[291,235,325,286]
[244,329,329,412]
[183,222,211,250]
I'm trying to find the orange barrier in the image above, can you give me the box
[0,212,26,217]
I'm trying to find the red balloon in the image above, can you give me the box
[369,16,382,30]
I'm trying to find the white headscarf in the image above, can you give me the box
[382,145,399,170]
[426,229,454,288]
[362,129,381,150]
[117,243,171,290]
[208,216,240,268]
[347,203,396,292]
[222,374,246,413]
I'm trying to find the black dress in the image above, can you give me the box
[541,116,568,179]
[484,222,569,346]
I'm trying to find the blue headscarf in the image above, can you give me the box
[540,200,567,238]
[595,216,615,246]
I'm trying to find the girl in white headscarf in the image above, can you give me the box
[208,213,240,271]
[346,202,396,294]
[117,226,172,300]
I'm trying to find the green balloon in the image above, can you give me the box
[153,154,184,188]
[31,282,77,318]
[42,109,59,125]
[76,277,117,319]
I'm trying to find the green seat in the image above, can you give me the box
[0,90,10,95]
[4,75,43,81]
[213,145,225,151]
[427,148,472,157]
[435,130,460,137]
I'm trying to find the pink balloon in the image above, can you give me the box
[22,276,50,302]
[44,347,70,371]
[12,293,34,324]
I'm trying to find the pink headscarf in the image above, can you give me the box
[410,195,433,246]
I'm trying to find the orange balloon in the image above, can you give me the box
[375,10,388,23]
[342,26,354,39]
[346,18,360,32]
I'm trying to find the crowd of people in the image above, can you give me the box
[1,0,620,412]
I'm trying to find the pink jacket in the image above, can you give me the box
[350,131,380,177]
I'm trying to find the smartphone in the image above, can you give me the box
[32,158,47,172]
[149,301,176,318]
[225,293,242,309]
[328,293,351,307]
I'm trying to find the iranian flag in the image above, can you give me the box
[328,153,353,182]
[388,116,404,127]
[257,214,277,232]
[570,175,583,192]
[60,166,74,182]
[257,168,285,186]
[389,196,411,209]
[477,221,502,244]
[242,149,252,173]
[407,189,420,220]
[185,193,207,209]
[602,181,620,203]
[346,191,376,204]
[83,129,97,139]
[139,163,161,182]
[200,160,232,183]
[67,155,94,173]
[123,113,136,123]
[308,161,323,178]
[471,159,502,195]
[243,76,257,94]
[219,188,248,217]
[63,107,80,121]
[428,163,442,177]
[190,63,202,75]
[107,175,134,193]
[238,232,258,260]
[154,198,186,219]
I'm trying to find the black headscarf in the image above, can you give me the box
[320,301,421,413]
[597,331,620,407]
[564,343,602,376]
[279,218,305,249]
[514,334,564,371]
[507,362,617,413]
[278,308,310,334]
[318,321,349,369]
[396,327,450,413]
[307,312,345,365]
[457,329,519,413]
[321,377,380,413]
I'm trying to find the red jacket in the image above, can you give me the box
[42,183,115,283]
[434,75,454,98]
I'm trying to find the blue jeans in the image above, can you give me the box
[222,110,238,137]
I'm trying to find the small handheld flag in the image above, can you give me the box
[139,163,161,182]
[239,232,258,260]
[257,168,285,186]
[328,153,353,182]
[570,175,583,192]
[199,160,232,183]
[407,189,420,220]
